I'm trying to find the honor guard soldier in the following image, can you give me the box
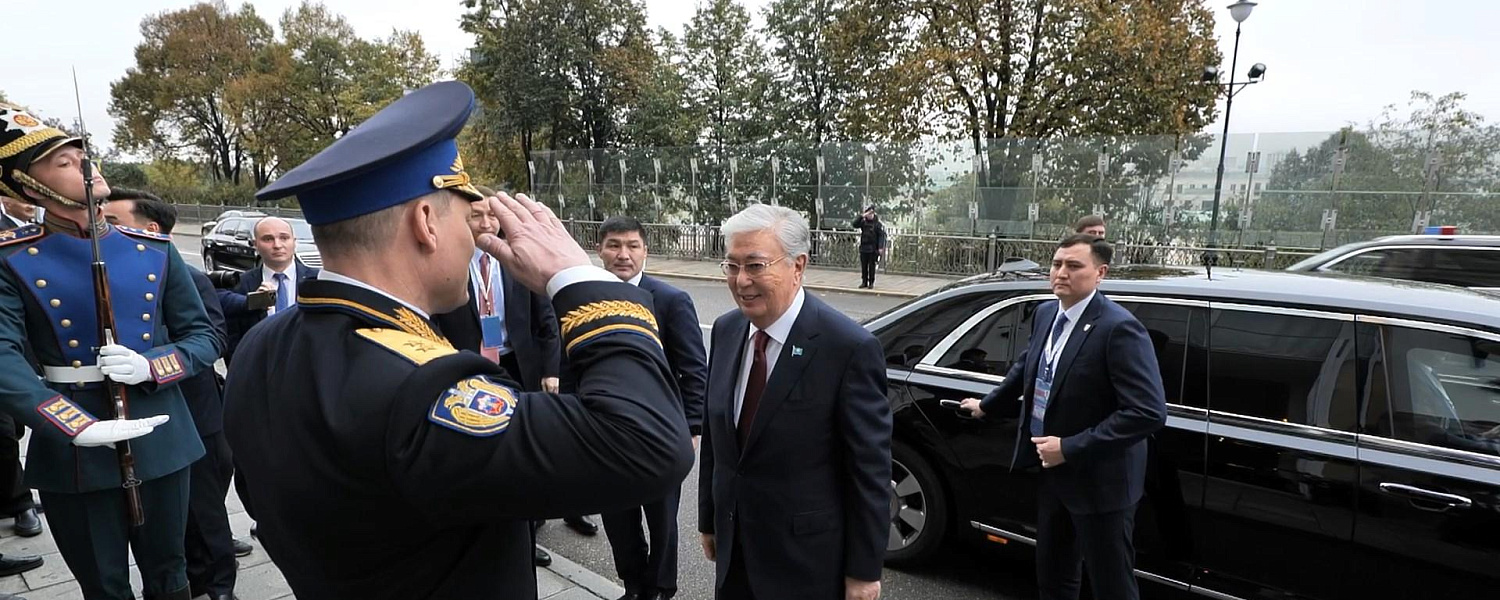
[0,103,221,600]
[223,81,694,600]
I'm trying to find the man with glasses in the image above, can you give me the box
[698,204,891,600]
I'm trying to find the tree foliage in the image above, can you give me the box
[109,1,439,192]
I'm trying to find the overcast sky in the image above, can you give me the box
[4,0,1497,153]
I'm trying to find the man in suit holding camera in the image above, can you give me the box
[217,217,318,363]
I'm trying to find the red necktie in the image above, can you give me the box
[738,331,771,445]
[479,257,500,363]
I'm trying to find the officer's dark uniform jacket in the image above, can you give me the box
[0,222,217,492]
[224,276,695,600]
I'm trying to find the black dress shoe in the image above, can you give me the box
[233,537,254,557]
[563,515,598,536]
[11,509,40,537]
[0,553,43,577]
[532,546,552,567]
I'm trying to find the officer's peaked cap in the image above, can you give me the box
[256,80,484,225]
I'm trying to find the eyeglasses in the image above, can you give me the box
[720,255,788,278]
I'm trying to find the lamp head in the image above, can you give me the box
[1228,1,1257,23]
[1200,66,1220,82]
[1247,63,1267,80]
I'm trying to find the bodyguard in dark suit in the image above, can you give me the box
[595,216,707,600]
[223,82,692,600]
[700,205,891,600]
[961,234,1166,600]
[104,192,243,600]
[216,217,319,364]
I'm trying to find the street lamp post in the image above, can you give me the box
[1204,1,1264,264]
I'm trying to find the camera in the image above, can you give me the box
[206,270,242,290]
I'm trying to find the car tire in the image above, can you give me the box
[203,251,215,272]
[885,440,950,566]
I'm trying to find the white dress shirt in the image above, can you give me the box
[265,263,299,316]
[733,287,806,426]
[1041,290,1097,374]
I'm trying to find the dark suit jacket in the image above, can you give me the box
[218,260,319,363]
[979,293,1167,515]
[432,262,560,392]
[639,275,707,434]
[699,293,892,599]
[183,266,228,436]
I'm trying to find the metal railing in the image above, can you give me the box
[177,205,1317,277]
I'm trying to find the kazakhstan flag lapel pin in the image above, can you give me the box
[792,345,804,357]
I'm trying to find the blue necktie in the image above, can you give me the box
[1031,313,1069,438]
[274,272,290,312]
[1044,314,1069,378]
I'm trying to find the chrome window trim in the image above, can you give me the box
[1107,295,1212,308]
[1208,301,1355,322]
[1318,244,1500,271]
[1135,571,1192,592]
[905,369,1003,396]
[1357,435,1500,475]
[923,294,1207,373]
[912,363,1006,385]
[1354,314,1500,343]
[920,293,1053,366]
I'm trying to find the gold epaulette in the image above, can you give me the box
[0,223,42,247]
[355,328,458,366]
[115,225,171,242]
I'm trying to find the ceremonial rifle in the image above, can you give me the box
[73,68,146,526]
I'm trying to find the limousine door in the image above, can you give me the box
[1195,304,1360,600]
[1353,318,1500,599]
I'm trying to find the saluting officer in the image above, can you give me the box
[0,102,222,600]
[222,81,695,600]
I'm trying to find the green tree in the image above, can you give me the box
[683,0,773,152]
[109,1,273,185]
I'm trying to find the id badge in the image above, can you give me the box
[1031,375,1052,427]
[480,315,505,350]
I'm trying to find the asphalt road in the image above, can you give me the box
[169,232,1049,600]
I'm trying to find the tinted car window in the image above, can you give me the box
[1367,325,1500,456]
[1426,249,1500,288]
[1325,250,1389,276]
[1208,309,1358,431]
[214,219,241,236]
[877,292,1003,367]
[936,301,1039,375]
[1118,302,1197,407]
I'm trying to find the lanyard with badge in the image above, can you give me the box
[472,256,506,356]
[1031,314,1067,433]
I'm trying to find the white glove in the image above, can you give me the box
[72,415,170,448]
[98,344,152,386]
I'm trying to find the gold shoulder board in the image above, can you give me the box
[355,328,458,365]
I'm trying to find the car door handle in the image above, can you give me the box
[1379,482,1473,509]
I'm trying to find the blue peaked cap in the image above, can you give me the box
[255,81,484,225]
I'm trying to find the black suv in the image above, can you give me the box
[1287,234,1500,292]
[201,216,321,272]
[870,267,1500,600]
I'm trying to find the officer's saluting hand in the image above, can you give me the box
[223,81,694,600]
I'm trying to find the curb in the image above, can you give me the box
[540,545,625,599]
[649,270,928,299]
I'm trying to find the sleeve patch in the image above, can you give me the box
[36,396,98,436]
[145,348,186,384]
[429,376,517,437]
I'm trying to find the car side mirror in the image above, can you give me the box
[204,220,217,230]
